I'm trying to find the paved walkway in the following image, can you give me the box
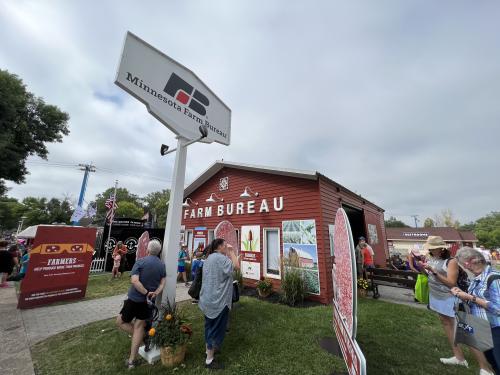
[375,285,426,309]
[0,286,35,375]
[21,283,191,345]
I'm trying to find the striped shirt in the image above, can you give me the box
[468,266,500,328]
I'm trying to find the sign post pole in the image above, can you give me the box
[160,137,188,308]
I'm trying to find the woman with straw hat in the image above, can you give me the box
[422,236,469,368]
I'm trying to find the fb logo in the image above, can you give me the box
[164,73,209,116]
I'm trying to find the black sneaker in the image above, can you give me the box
[205,360,224,370]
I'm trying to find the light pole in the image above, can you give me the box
[16,216,27,236]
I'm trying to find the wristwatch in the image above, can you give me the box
[472,296,477,303]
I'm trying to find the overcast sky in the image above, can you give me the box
[1,1,499,226]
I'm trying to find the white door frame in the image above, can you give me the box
[186,229,193,253]
[263,227,281,279]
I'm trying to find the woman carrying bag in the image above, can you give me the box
[452,247,500,375]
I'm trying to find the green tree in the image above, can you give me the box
[474,212,500,249]
[144,189,170,228]
[115,201,143,219]
[434,209,460,228]
[384,216,410,228]
[0,70,70,195]
[0,197,26,230]
[423,217,435,228]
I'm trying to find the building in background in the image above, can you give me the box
[181,161,388,304]
[386,227,478,256]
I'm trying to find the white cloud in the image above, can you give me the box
[1,1,499,225]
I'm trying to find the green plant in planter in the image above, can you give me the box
[233,268,243,290]
[149,302,192,349]
[256,277,273,294]
[280,260,305,306]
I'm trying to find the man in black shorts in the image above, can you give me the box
[116,240,166,369]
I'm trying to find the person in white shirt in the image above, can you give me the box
[480,245,492,266]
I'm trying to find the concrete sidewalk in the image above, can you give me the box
[21,283,192,345]
[0,286,35,375]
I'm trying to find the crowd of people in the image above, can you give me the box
[116,237,239,370]
[0,239,30,287]
[405,236,500,375]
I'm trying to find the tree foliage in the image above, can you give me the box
[423,217,435,228]
[144,189,170,228]
[94,187,143,222]
[433,209,460,228]
[474,212,500,249]
[115,201,143,219]
[0,196,73,231]
[384,216,410,228]
[0,70,70,195]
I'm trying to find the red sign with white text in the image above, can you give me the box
[18,226,96,309]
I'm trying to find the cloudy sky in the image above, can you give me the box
[1,1,499,225]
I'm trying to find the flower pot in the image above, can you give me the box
[160,344,187,367]
[258,289,271,298]
[358,288,368,298]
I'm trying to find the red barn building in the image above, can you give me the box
[181,161,388,304]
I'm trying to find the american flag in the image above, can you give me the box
[105,195,118,223]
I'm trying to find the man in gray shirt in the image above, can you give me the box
[199,239,240,370]
[116,240,166,369]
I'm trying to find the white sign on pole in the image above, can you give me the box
[115,31,231,145]
[114,32,231,310]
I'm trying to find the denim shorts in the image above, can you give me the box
[204,306,230,350]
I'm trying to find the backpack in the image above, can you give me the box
[486,273,500,290]
[445,258,470,291]
[188,266,203,299]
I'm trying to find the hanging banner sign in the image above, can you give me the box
[115,31,231,145]
[332,208,366,375]
[18,226,97,309]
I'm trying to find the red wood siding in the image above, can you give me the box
[181,167,386,305]
[318,177,387,302]
[181,167,328,303]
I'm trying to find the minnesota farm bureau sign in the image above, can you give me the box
[115,32,231,145]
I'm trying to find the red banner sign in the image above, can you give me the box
[18,226,97,309]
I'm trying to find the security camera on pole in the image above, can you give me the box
[115,32,231,308]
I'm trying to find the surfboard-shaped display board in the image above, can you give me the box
[214,220,238,254]
[136,231,150,260]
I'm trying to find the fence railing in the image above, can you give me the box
[90,257,106,273]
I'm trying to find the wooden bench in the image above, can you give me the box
[367,268,419,299]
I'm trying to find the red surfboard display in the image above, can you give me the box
[136,231,150,260]
[214,220,238,253]
[18,225,97,309]
[332,208,366,375]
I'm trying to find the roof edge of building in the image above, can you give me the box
[184,161,383,211]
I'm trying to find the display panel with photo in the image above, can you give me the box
[282,219,320,294]
[241,225,260,252]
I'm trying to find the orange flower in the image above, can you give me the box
[148,328,155,336]
[165,314,173,321]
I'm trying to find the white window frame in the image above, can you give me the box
[263,227,281,279]
[186,229,193,253]
[208,229,215,244]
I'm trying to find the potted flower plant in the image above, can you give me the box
[148,303,192,367]
[256,276,273,298]
[357,278,369,297]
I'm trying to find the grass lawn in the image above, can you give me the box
[84,272,131,300]
[32,297,481,375]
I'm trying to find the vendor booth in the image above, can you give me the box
[181,161,388,304]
